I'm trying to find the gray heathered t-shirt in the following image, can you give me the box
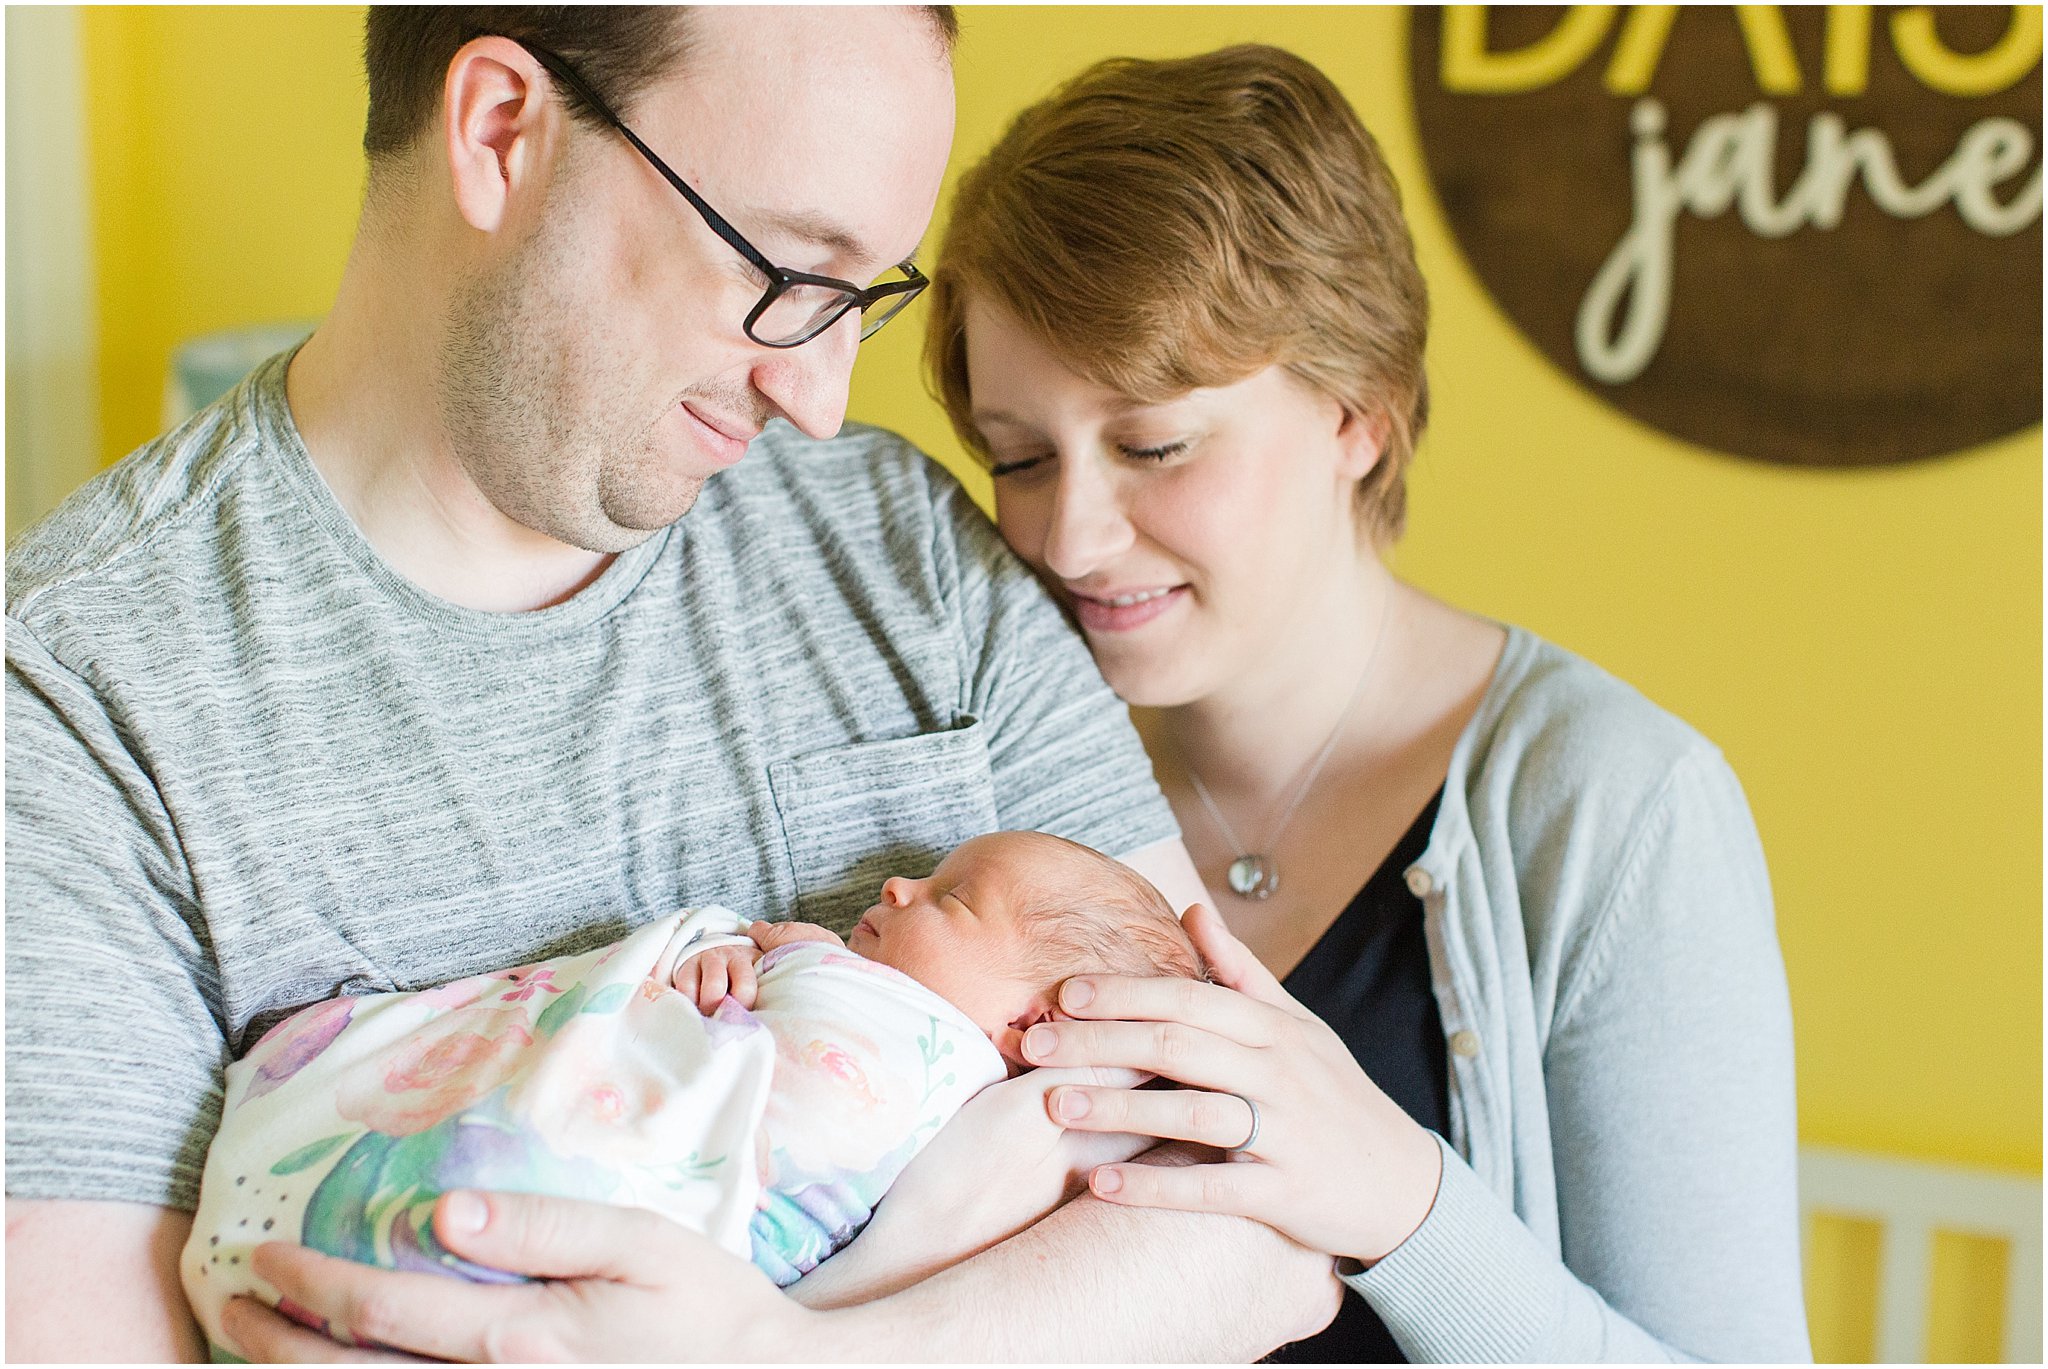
[6,352,1176,1211]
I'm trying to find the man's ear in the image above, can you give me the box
[442,36,556,234]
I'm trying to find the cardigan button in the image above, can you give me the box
[1404,866,1434,898]
[1449,1030,1482,1059]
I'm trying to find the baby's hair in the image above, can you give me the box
[1003,833,1211,986]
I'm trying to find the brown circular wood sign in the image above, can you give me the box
[1411,6,2042,467]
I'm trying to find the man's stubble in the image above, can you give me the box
[437,202,707,555]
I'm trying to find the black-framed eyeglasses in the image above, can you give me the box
[513,39,928,348]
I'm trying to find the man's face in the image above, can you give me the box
[440,8,956,553]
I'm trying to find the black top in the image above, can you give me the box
[1266,788,1449,1364]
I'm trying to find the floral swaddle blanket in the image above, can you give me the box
[181,907,1006,1352]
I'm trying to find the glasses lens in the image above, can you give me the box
[857,286,920,341]
[749,268,927,347]
[752,282,855,347]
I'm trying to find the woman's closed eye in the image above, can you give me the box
[987,438,1188,478]
[1118,439,1189,461]
[989,452,1052,479]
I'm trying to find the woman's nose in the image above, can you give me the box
[1040,459,1136,582]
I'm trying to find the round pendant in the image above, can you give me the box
[1226,854,1280,900]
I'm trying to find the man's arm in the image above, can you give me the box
[6,1199,206,1362]
[817,1143,1343,1361]
[231,1140,1341,1362]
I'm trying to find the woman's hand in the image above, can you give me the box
[1021,904,1444,1266]
[217,1191,815,1362]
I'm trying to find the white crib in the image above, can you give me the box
[1800,1145,2042,1363]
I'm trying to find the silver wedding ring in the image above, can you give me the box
[1226,1092,1260,1153]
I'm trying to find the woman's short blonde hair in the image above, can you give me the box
[927,44,1430,540]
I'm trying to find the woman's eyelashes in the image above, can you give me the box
[989,453,1049,479]
[1119,439,1189,461]
[987,438,1190,478]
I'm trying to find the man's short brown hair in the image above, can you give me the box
[927,44,1430,541]
[362,6,960,164]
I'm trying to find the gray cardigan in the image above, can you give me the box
[1341,627,1812,1362]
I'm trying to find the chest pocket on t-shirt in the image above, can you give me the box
[767,716,997,932]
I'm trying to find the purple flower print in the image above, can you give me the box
[244,998,356,1103]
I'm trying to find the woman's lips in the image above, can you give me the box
[1068,584,1188,633]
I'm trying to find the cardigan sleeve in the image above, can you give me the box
[1341,744,1811,1362]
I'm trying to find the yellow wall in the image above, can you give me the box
[82,5,365,468]
[62,4,2044,1352]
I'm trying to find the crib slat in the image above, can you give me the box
[1874,1221,1933,1363]
[2005,1221,2043,1364]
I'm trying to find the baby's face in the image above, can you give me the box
[846,832,1054,1069]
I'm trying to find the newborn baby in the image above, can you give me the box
[181,831,1201,1351]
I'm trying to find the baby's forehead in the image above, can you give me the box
[957,829,1098,877]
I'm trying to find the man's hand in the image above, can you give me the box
[220,1191,814,1363]
[669,944,761,1014]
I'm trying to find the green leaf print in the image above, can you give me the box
[534,982,590,1038]
[269,1132,354,1176]
[648,1151,727,1188]
[582,983,632,1016]
[917,1020,958,1103]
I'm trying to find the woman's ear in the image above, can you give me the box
[442,36,555,234]
[1335,405,1388,485]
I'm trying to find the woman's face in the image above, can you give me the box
[965,298,1379,708]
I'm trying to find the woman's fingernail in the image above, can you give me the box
[1024,1024,1058,1058]
[1062,978,1094,1009]
[443,1190,488,1234]
[1054,1087,1090,1121]
[1093,1167,1123,1195]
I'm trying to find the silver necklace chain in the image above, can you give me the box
[1185,595,1392,901]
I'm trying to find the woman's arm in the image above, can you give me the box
[1351,746,1809,1361]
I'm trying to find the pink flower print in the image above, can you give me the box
[800,1040,879,1107]
[759,945,802,973]
[416,970,519,1010]
[499,967,563,1004]
[334,1005,533,1136]
[763,1021,914,1175]
[244,998,356,1103]
[518,1032,690,1166]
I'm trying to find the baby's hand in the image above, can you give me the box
[671,944,761,1014]
[747,920,845,953]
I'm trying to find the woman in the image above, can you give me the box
[924,46,1811,1362]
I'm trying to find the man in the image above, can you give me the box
[6,6,1338,1361]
